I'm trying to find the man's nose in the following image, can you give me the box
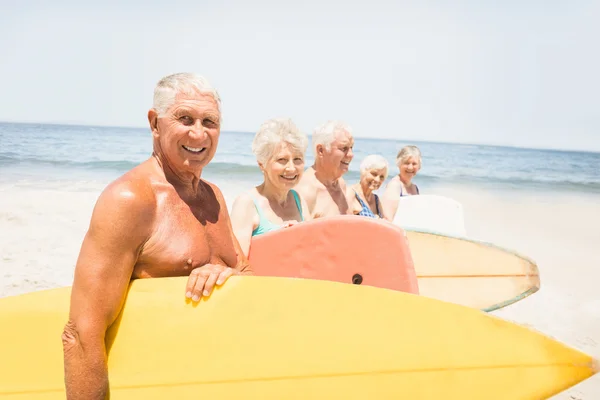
[188,121,208,139]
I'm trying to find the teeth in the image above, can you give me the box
[183,145,205,153]
[281,175,297,179]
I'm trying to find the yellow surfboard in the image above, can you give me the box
[0,276,594,399]
[405,230,541,312]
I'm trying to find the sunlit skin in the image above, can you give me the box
[295,130,355,218]
[62,90,251,400]
[348,167,389,220]
[381,155,421,219]
[230,142,311,256]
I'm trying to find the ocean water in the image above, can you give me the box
[1,121,599,195]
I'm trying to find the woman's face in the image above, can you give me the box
[399,156,420,182]
[361,167,387,193]
[260,141,305,191]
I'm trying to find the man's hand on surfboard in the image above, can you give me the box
[185,264,235,302]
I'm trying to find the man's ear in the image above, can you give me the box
[316,144,324,158]
[148,109,159,138]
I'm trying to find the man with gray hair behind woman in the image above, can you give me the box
[294,120,355,218]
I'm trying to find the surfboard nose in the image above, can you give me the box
[526,259,541,291]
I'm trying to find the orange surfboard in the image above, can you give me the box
[248,215,419,294]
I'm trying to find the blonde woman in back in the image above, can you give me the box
[230,117,311,256]
[381,145,422,219]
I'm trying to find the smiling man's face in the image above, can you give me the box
[150,91,221,176]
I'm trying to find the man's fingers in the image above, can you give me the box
[216,267,234,285]
[185,266,234,301]
[191,273,208,302]
[203,272,220,297]
[185,272,198,299]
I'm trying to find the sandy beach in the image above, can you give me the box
[1,179,599,398]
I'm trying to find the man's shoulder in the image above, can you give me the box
[295,177,318,198]
[96,164,157,216]
[297,169,321,189]
[200,179,229,203]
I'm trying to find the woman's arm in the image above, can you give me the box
[381,178,401,221]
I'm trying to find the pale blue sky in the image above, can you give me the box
[1,1,598,151]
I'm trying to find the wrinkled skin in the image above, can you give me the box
[62,91,251,399]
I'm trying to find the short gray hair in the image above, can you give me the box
[312,120,352,155]
[252,118,308,164]
[360,155,389,177]
[153,72,221,116]
[396,145,422,166]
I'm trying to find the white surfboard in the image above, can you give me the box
[392,194,467,237]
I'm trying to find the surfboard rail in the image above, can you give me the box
[404,228,541,312]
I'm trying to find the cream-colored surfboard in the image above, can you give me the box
[405,230,540,312]
[393,194,467,237]
[0,276,595,399]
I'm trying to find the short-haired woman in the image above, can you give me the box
[346,154,389,220]
[230,118,311,256]
[381,145,422,219]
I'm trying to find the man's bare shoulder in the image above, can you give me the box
[94,161,158,221]
[200,179,230,205]
[297,168,322,190]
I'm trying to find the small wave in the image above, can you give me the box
[2,154,600,193]
[0,155,140,171]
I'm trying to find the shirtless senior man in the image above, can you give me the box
[295,120,355,218]
[62,73,251,399]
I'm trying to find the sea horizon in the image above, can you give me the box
[2,119,598,156]
[2,121,600,197]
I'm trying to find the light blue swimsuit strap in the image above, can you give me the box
[251,190,304,236]
[290,189,304,222]
[250,196,280,237]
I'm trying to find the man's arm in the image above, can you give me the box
[212,185,253,274]
[344,186,360,216]
[229,193,258,258]
[62,183,154,400]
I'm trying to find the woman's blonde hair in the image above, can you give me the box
[251,118,308,164]
[360,154,389,178]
